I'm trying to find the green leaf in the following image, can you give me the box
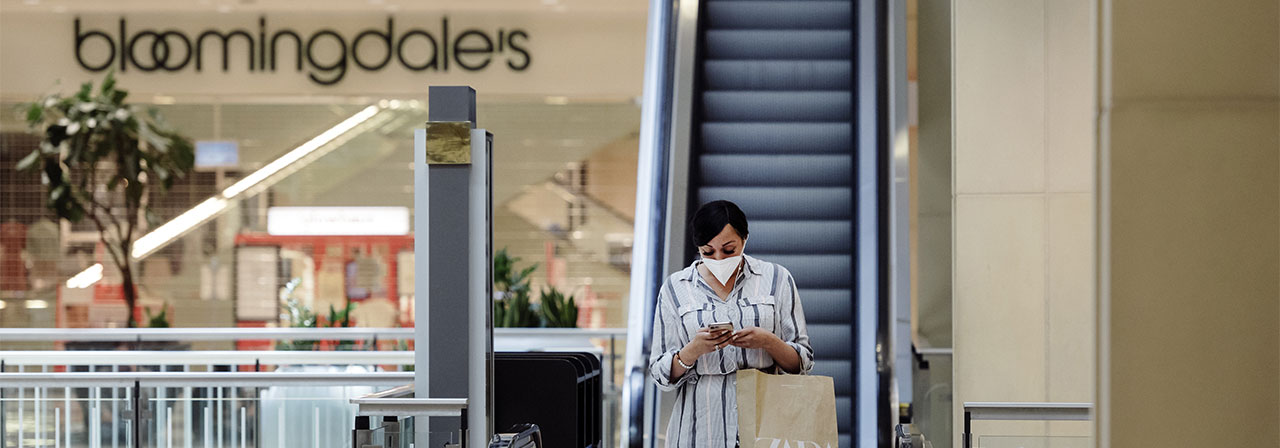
[100,72,116,96]
[76,82,92,101]
[15,150,40,172]
[519,265,538,281]
[26,102,43,123]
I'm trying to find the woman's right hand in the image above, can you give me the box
[671,327,733,378]
[685,327,734,358]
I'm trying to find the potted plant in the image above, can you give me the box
[538,286,579,328]
[493,248,539,328]
[278,279,319,351]
[16,73,194,327]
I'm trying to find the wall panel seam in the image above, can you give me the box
[1041,2,1053,437]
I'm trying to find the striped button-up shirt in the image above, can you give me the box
[648,255,815,448]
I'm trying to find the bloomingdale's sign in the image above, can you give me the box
[73,16,531,86]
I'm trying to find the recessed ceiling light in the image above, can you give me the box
[66,263,104,289]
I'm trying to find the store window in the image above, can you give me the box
[0,3,646,336]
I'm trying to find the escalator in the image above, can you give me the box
[624,0,893,447]
[692,1,857,446]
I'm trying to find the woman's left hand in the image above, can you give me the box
[729,327,781,350]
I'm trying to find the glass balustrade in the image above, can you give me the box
[0,327,622,447]
[1,380,428,448]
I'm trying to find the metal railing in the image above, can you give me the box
[0,371,415,448]
[349,386,468,448]
[1,327,628,447]
[0,351,414,370]
[350,385,467,418]
[911,347,952,448]
[961,402,1092,448]
[0,327,414,342]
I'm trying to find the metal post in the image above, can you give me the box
[962,410,971,448]
[35,384,42,448]
[468,123,494,448]
[113,366,120,448]
[133,382,142,448]
[417,86,493,446]
[1,360,6,448]
[17,386,23,448]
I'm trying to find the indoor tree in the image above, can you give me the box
[16,73,194,327]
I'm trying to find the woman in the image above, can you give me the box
[648,200,814,448]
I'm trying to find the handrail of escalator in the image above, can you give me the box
[621,0,680,446]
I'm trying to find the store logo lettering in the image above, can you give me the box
[74,17,531,85]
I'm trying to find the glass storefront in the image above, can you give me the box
[0,2,647,335]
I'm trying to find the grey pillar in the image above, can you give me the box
[414,86,493,447]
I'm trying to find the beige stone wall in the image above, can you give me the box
[951,0,1097,443]
[1102,0,1280,446]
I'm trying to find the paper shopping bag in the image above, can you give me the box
[737,369,839,448]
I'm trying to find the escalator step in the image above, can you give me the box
[699,154,852,187]
[703,91,852,122]
[744,220,852,254]
[745,253,851,289]
[797,288,854,323]
[704,60,852,90]
[836,396,852,433]
[706,1,852,30]
[705,30,852,60]
[811,359,853,396]
[698,186,851,220]
[806,323,854,359]
[701,122,852,154]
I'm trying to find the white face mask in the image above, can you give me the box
[701,243,745,286]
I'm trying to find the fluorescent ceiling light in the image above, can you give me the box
[221,105,380,199]
[66,263,104,289]
[131,197,229,259]
[62,105,386,290]
[65,105,385,289]
[121,104,383,262]
[26,300,49,309]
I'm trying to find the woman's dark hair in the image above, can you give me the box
[689,200,749,247]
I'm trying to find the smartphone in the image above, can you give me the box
[707,321,735,333]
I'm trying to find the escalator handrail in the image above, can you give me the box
[620,0,680,446]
